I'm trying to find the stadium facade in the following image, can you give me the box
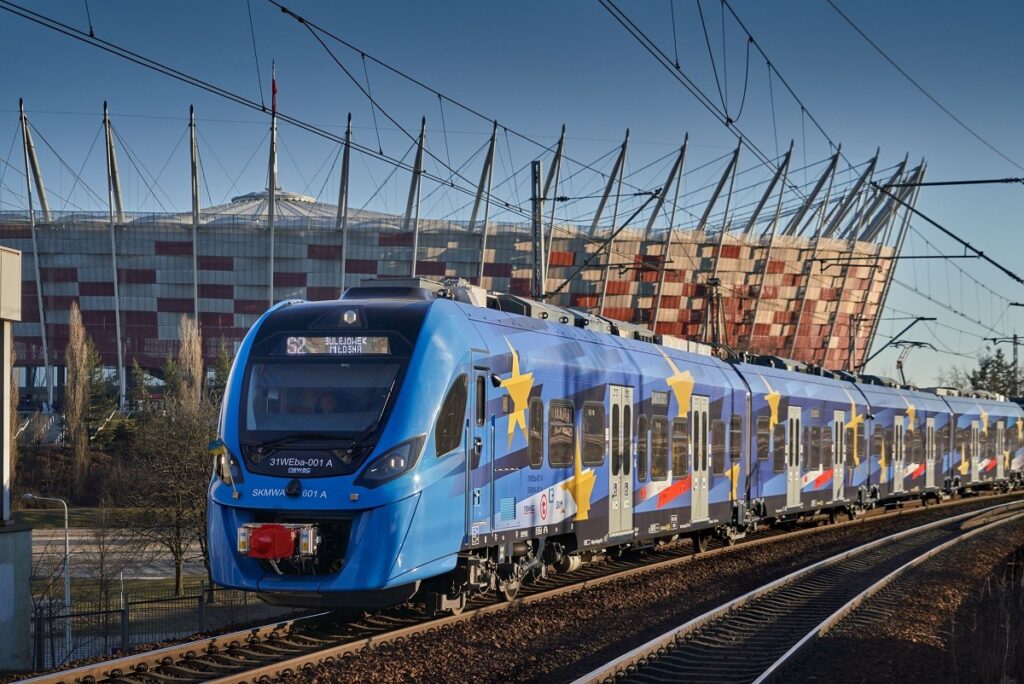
[0,105,921,406]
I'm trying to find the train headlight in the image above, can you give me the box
[355,434,426,487]
[209,438,241,485]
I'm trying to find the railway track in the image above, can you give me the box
[18,491,1021,684]
[572,499,1024,684]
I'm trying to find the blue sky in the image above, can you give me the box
[0,0,1021,384]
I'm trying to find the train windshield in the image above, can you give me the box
[243,360,402,437]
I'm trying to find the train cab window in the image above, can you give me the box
[729,415,742,462]
[651,417,669,481]
[582,403,605,466]
[549,401,575,468]
[637,415,649,481]
[822,425,833,468]
[756,416,770,461]
[435,375,468,457]
[773,422,786,472]
[528,397,544,469]
[476,376,486,427]
[711,419,726,474]
[672,418,689,477]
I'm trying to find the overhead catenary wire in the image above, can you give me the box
[0,0,534,220]
[824,0,1024,174]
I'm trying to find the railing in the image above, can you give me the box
[30,586,305,670]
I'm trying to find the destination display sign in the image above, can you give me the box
[285,335,391,355]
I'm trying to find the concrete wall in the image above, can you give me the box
[0,523,32,672]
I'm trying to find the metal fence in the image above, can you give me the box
[31,586,306,670]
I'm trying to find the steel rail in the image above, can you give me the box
[755,509,1024,682]
[15,613,332,684]
[571,500,1024,684]
[19,491,1019,684]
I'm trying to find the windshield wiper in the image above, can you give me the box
[245,433,344,450]
[346,378,398,454]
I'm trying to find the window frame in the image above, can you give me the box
[651,416,669,481]
[581,401,606,467]
[434,374,468,458]
[637,414,649,481]
[672,417,689,478]
[711,418,726,475]
[528,396,544,469]
[548,400,576,468]
[729,415,742,462]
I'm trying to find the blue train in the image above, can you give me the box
[207,278,1024,612]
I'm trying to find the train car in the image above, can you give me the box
[207,278,1022,611]
[943,392,1021,493]
[734,359,864,520]
[853,378,949,505]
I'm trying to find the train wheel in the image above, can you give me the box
[692,532,709,554]
[828,509,838,525]
[499,580,521,602]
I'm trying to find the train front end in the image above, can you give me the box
[207,290,470,608]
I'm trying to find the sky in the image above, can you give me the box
[0,0,1021,386]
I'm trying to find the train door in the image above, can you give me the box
[466,369,492,540]
[786,406,801,509]
[691,396,710,522]
[832,410,845,501]
[892,417,905,495]
[970,420,980,482]
[997,421,1005,480]
[608,385,633,538]
[926,418,936,489]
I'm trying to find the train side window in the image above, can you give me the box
[773,422,786,472]
[884,428,894,462]
[582,402,605,466]
[435,374,468,457]
[806,428,823,471]
[711,419,726,474]
[623,404,632,476]
[549,401,575,468]
[729,415,742,462]
[756,416,770,461]
[611,404,621,476]
[822,425,833,468]
[637,415,649,481]
[528,397,544,469]
[651,417,669,481]
[672,418,689,477]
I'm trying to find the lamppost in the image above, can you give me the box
[23,493,71,661]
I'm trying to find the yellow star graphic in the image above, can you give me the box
[980,409,989,435]
[1017,420,1022,444]
[878,436,887,484]
[499,338,534,447]
[561,435,596,521]
[846,401,864,466]
[905,404,916,433]
[728,462,740,501]
[959,439,970,475]
[765,389,781,430]
[659,350,694,419]
[756,372,781,430]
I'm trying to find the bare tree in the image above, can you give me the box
[64,302,91,499]
[131,315,217,594]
